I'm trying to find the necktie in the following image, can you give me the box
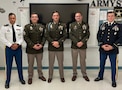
[12,25,16,42]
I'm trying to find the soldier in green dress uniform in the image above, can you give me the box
[45,11,67,83]
[24,13,46,84]
[69,12,90,82]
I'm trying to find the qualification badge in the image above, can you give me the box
[82,24,87,30]
[58,25,63,30]
[74,25,77,30]
[39,27,43,31]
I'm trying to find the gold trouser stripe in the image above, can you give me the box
[115,54,118,81]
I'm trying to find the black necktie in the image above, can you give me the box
[12,25,16,42]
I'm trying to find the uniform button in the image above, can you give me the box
[107,36,110,38]
[107,39,109,41]
[108,29,110,31]
[108,33,110,34]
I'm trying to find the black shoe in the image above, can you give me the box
[72,76,77,81]
[83,76,90,82]
[39,76,46,81]
[28,78,32,84]
[48,78,52,83]
[20,80,26,84]
[112,82,117,87]
[94,77,103,81]
[61,78,65,82]
[5,83,9,89]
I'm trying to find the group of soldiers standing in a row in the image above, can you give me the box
[0,11,122,89]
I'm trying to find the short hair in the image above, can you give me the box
[75,12,83,16]
[8,13,16,17]
[107,11,115,15]
[52,11,60,16]
[30,12,38,17]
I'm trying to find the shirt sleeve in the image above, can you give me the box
[0,26,12,47]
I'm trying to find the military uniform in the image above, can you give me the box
[24,24,45,54]
[0,23,24,85]
[24,23,46,79]
[69,21,90,77]
[96,21,122,83]
[45,22,67,79]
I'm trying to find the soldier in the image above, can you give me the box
[94,11,122,87]
[45,11,67,83]
[69,12,90,82]
[24,13,46,84]
[0,13,25,89]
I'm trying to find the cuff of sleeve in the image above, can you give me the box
[81,38,88,44]
[7,43,12,47]
[98,42,103,46]
[113,43,118,48]
[29,43,35,48]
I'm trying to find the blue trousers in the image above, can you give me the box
[5,46,24,84]
[98,52,118,82]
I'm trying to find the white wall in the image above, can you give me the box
[0,0,122,68]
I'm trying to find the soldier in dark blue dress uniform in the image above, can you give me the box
[94,11,122,87]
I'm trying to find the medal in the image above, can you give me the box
[83,30,86,33]
[114,32,117,35]
[60,31,62,34]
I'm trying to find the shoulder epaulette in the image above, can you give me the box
[16,25,21,27]
[4,24,9,26]
[104,22,107,25]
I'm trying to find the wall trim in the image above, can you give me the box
[0,66,122,70]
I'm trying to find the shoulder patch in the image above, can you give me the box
[4,24,9,26]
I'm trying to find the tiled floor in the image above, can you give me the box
[0,69,122,90]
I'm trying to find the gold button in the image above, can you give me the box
[108,29,110,31]
[107,39,109,41]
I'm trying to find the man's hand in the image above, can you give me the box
[11,43,19,50]
[77,41,84,48]
[101,44,113,51]
[33,44,43,50]
[52,41,60,48]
